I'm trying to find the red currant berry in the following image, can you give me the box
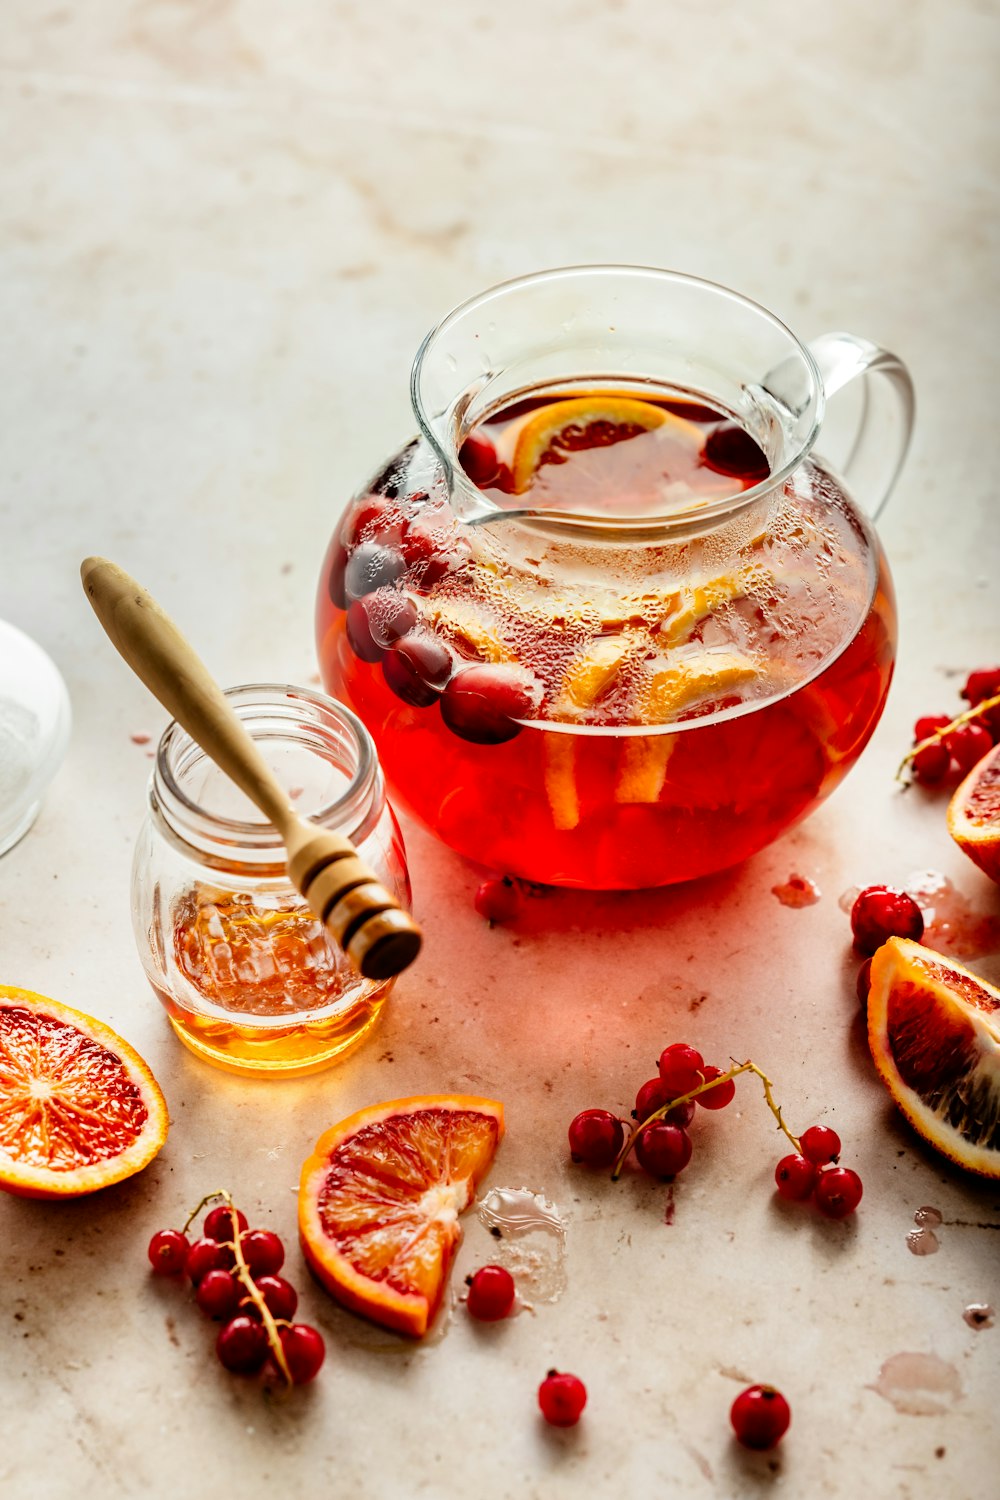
[344,542,406,603]
[255,1275,298,1322]
[633,1077,695,1126]
[277,1324,326,1385]
[913,714,951,741]
[911,741,951,785]
[185,1237,233,1285]
[730,1384,791,1450]
[774,1154,817,1201]
[961,668,1000,706]
[382,632,453,707]
[850,886,924,955]
[216,1315,269,1375]
[568,1109,624,1168]
[147,1228,190,1276]
[945,722,993,774]
[635,1121,693,1179]
[203,1205,248,1243]
[240,1230,285,1278]
[799,1125,841,1165]
[459,431,500,488]
[465,1265,516,1322]
[196,1269,241,1320]
[697,1065,736,1109]
[440,664,535,745]
[814,1166,863,1219]
[474,876,523,925]
[538,1370,587,1427]
[856,957,873,1008]
[657,1042,705,1095]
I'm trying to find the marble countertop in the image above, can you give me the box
[1,3,998,1497]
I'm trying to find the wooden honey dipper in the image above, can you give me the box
[81,557,422,982]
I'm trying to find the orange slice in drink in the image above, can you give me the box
[867,939,1000,1179]
[948,741,1000,885]
[0,986,168,1198]
[511,395,701,496]
[299,1095,504,1337]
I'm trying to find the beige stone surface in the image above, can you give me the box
[1,2,998,1497]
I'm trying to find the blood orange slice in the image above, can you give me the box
[0,986,168,1198]
[510,395,702,498]
[947,740,1000,885]
[299,1095,504,1336]
[867,939,1000,1178]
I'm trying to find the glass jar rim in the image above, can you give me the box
[152,683,381,860]
[411,263,826,541]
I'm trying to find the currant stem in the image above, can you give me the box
[896,693,1000,786]
[610,1059,802,1181]
[182,1189,292,1386]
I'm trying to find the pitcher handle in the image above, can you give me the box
[805,332,915,520]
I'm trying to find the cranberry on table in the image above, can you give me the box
[961,667,1000,705]
[657,1042,705,1095]
[774,1154,817,1202]
[465,1264,516,1322]
[911,741,951,785]
[696,1064,736,1109]
[383,632,454,707]
[440,664,535,745]
[344,542,406,602]
[730,1384,791,1450]
[277,1324,326,1384]
[216,1315,269,1375]
[204,1204,248,1242]
[799,1125,841,1165]
[635,1121,693,1179]
[474,876,523,924]
[814,1166,863,1219]
[255,1275,298,1322]
[568,1109,624,1167]
[945,722,993,774]
[538,1370,587,1427]
[147,1228,190,1275]
[850,886,924,954]
[240,1229,285,1277]
[185,1237,233,1284]
[196,1268,242,1320]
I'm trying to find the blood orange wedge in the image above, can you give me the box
[948,741,1000,885]
[510,395,702,498]
[0,986,168,1198]
[299,1095,504,1336]
[867,939,1000,1178]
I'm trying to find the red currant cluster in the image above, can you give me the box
[568,1041,735,1183]
[850,884,924,1009]
[147,1192,324,1386]
[902,667,1000,787]
[568,1043,862,1218]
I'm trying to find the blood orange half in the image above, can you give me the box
[0,986,168,1198]
[948,740,1000,884]
[867,939,1000,1178]
[299,1095,504,1337]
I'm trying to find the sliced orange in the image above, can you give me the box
[0,986,168,1198]
[299,1095,504,1337]
[868,938,1000,1179]
[511,395,701,495]
[948,741,1000,885]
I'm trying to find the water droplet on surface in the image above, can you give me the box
[906,1227,940,1257]
[772,873,821,907]
[477,1186,567,1305]
[913,1205,943,1228]
[868,1352,962,1415]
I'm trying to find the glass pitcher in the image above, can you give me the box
[315,266,913,889]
